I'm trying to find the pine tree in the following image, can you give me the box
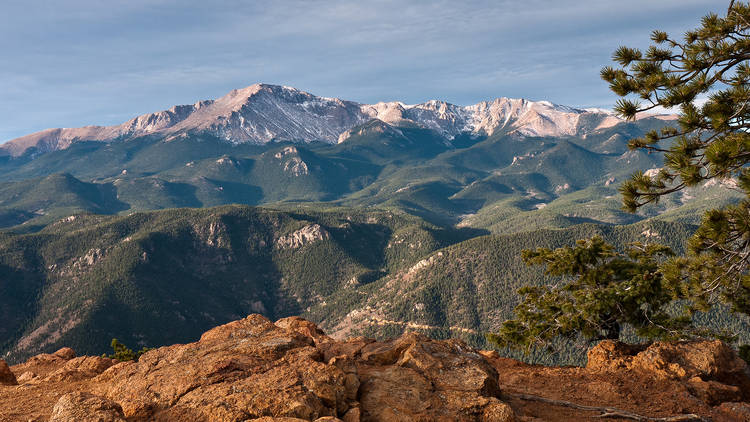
[492,2,750,350]
[601,1,750,317]
[488,237,692,350]
[105,338,152,362]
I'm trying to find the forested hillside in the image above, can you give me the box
[0,114,677,231]
[0,205,475,363]
[2,202,747,366]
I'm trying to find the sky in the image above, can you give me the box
[0,0,725,142]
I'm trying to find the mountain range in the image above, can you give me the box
[1,84,746,366]
[0,83,667,157]
[0,83,691,231]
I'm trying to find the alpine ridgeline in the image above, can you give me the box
[1,83,663,156]
[0,83,693,233]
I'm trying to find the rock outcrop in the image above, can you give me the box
[45,356,116,383]
[86,314,513,421]
[1,315,749,421]
[49,392,126,422]
[275,224,331,250]
[0,359,17,386]
[587,340,750,404]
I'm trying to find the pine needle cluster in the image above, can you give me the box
[488,237,693,350]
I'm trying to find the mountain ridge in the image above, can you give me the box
[1,83,670,157]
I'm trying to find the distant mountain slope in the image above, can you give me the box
[0,84,690,235]
[312,219,750,365]
[0,205,479,364]
[2,83,671,157]
[0,110,723,233]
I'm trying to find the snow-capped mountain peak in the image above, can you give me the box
[1,84,627,157]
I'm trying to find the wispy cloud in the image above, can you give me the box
[0,0,722,142]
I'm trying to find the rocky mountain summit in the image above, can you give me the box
[0,84,649,157]
[1,315,749,421]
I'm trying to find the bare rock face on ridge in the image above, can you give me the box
[49,391,126,422]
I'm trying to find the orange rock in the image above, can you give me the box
[25,352,65,365]
[49,392,125,422]
[16,370,37,384]
[52,347,76,360]
[2,315,519,421]
[0,359,17,385]
[687,376,742,405]
[356,333,510,421]
[587,339,750,403]
[588,340,749,382]
[5,314,749,421]
[275,316,333,344]
[341,406,361,422]
[482,401,517,422]
[479,350,500,359]
[92,315,345,420]
[715,401,750,420]
[585,340,646,372]
[319,337,373,363]
[45,356,116,382]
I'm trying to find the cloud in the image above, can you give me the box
[0,0,723,141]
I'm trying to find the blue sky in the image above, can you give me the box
[0,0,724,142]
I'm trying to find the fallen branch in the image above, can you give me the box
[505,392,707,422]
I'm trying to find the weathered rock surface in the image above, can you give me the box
[49,392,126,422]
[353,332,512,421]
[88,314,514,421]
[275,224,331,249]
[716,401,750,420]
[16,370,36,384]
[45,356,116,382]
[587,340,750,403]
[0,315,749,421]
[52,347,76,361]
[0,359,17,385]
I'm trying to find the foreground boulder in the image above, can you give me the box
[587,340,750,404]
[89,314,514,421]
[49,392,125,422]
[332,332,512,421]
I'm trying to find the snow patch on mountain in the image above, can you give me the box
[643,168,662,178]
[1,84,630,157]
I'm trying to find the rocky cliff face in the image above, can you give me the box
[1,84,635,157]
[1,315,748,422]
